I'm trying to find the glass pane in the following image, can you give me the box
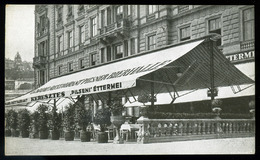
[244,21,254,41]
[187,27,190,37]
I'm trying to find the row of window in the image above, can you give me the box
[55,5,158,38]
[179,7,254,45]
[57,25,85,53]
[57,38,138,75]
[47,7,255,59]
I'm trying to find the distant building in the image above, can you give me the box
[14,52,23,70]
[5,58,14,70]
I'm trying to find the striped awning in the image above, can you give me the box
[5,38,254,107]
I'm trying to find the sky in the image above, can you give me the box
[5,5,35,62]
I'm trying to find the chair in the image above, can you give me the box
[121,129,129,141]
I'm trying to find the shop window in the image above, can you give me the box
[148,5,158,15]
[131,38,136,55]
[68,30,73,49]
[243,7,254,41]
[147,34,156,50]
[39,14,48,36]
[67,5,73,17]
[57,7,63,23]
[79,25,85,44]
[39,41,47,56]
[78,5,84,15]
[124,40,128,57]
[57,35,63,53]
[101,10,105,28]
[114,44,123,59]
[180,26,190,41]
[90,53,97,66]
[107,46,111,62]
[58,65,62,75]
[127,5,131,16]
[40,70,45,85]
[68,62,73,72]
[107,7,112,25]
[91,17,97,37]
[116,5,123,21]
[208,17,222,46]
[101,48,105,63]
[79,58,84,69]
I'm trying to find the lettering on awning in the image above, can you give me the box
[29,60,171,94]
[225,50,254,64]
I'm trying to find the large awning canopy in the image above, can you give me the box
[6,38,254,107]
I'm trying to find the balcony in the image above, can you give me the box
[98,19,130,44]
[240,40,255,50]
[33,55,47,69]
[37,28,48,38]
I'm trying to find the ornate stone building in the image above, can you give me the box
[33,5,254,112]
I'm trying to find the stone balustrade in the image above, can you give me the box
[136,118,255,143]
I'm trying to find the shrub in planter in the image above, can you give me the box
[63,103,76,141]
[93,108,111,143]
[5,111,12,137]
[108,101,125,144]
[49,104,62,140]
[9,109,19,137]
[37,104,49,139]
[75,100,92,142]
[29,111,40,138]
[18,109,30,138]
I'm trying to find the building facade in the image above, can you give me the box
[33,5,255,112]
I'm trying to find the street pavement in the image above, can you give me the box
[5,137,255,155]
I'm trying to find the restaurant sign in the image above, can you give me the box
[225,50,254,63]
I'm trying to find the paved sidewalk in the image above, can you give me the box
[5,137,255,155]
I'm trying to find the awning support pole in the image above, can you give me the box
[173,60,196,85]
[164,70,179,97]
[209,39,215,107]
[150,73,155,111]
[53,98,57,113]
[128,88,137,103]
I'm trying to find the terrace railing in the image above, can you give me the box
[136,118,255,143]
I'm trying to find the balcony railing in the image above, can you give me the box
[99,19,130,35]
[33,55,47,68]
[136,118,255,143]
[178,5,192,13]
[240,40,255,50]
[37,28,48,37]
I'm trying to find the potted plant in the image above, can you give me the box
[37,104,49,139]
[109,100,125,144]
[5,111,12,137]
[18,109,30,138]
[63,103,76,141]
[9,109,19,137]
[75,101,92,142]
[93,108,111,143]
[29,111,40,138]
[50,104,62,140]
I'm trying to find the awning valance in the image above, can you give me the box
[6,38,254,106]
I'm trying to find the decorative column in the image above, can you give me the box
[137,116,150,144]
